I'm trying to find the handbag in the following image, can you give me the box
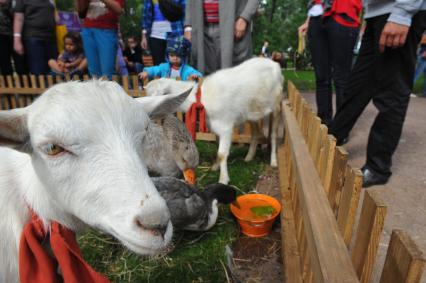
[158,0,184,22]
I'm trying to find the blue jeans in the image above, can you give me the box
[81,28,118,78]
[413,46,426,96]
[24,37,57,75]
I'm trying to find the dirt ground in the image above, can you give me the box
[301,93,426,283]
[229,167,283,283]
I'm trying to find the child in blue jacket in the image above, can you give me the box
[138,34,202,81]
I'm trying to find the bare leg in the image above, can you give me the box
[244,121,259,162]
[48,59,63,73]
[77,58,88,72]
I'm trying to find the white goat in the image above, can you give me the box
[145,57,284,184]
[0,80,190,282]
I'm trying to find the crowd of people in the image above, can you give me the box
[0,0,259,81]
[0,0,425,187]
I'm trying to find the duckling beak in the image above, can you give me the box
[183,168,196,185]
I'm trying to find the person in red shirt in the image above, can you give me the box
[298,0,362,126]
[75,0,124,78]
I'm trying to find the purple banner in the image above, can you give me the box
[58,11,81,33]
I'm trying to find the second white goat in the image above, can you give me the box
[145,58,284,184]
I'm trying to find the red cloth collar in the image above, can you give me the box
[19,211,110,283]
[185,85,208,140]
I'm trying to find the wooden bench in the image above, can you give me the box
[278,81,425,283]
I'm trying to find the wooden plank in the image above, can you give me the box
[351,190,387,283]
[288,81,297,106]
[0,75,5,87]
[278,145,303,283]
[282,101,359,283]
[327,146,349,211]
[47,75,54,87]
[316,125,328,176]
[379,230,426,283]
[309,116,322,160]
[122,76,129,91]
[337,166,363,247]
[38,75,46,89]
[6,76,16,109]
[132,75,139,92]
[30,75,37,88]
[22,75,30,107]
[322,135,336,195]
[13,76,22,108]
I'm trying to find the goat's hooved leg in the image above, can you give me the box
[270,107,279,168]
[211,159,220,171]
[217,132,232,184]
[244,121,259,162]
[270,156,278,167]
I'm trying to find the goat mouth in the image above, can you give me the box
[107,221,173,255]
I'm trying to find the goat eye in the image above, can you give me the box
[43,143,65,156]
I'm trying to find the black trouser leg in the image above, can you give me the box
[366,11,426,176]
[329,18,378,142]
[0,34,14,75]
[308,16,332,125]
[149,37,167,65]
[326,18,358,112]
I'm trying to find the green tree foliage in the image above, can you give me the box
[252,0,308,57]
[119,0,143,40]
[56,0,74,11]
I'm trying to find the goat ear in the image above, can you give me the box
[0,108,32,153]
[135,87,192,119]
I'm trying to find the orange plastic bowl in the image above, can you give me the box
[230,194,281,237]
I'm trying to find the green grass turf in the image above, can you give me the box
[283,69,425,95]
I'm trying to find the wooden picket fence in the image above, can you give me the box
[278,81,425,282]
[0,74,273,144]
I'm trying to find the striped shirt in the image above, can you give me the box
[203,0,219,23]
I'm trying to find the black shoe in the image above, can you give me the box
[361,168,389,188]
[336,137,349,146]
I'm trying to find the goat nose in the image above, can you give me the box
[135,218,168,238]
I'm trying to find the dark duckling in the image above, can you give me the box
[152,177,236,231]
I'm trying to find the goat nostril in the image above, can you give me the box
[135,219,146,229]
[150,225,167,238]
[135,219,167,238]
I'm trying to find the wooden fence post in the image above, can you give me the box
[379,230,425,283]
[351,190,387,283]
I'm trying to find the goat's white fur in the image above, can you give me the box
[0,80,190,282]
[146,58,284,184]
